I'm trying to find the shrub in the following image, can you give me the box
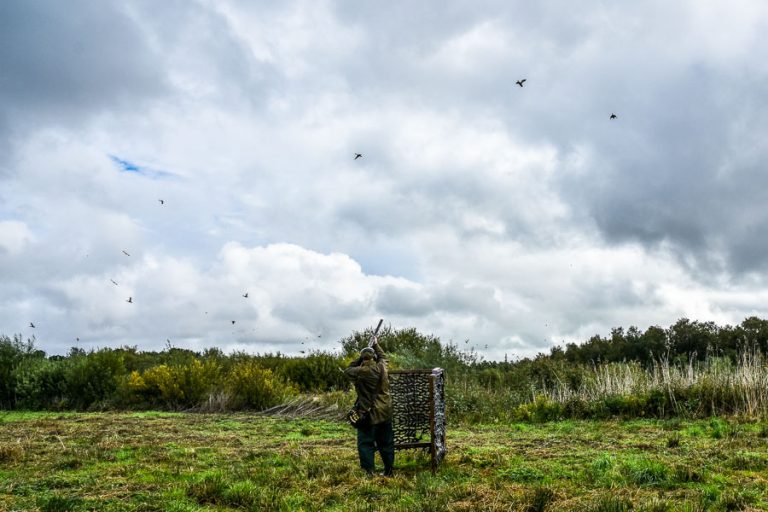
[280,353,349,393]
[135,360,221,409]
[0,334,38,408]
[446,381,522,424]
[137,365,181,406]
[13,357,68,409]
[513,395,564,423]
[227,359,297,410]
[65,349,126,409]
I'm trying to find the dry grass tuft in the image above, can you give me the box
[0,442,24,463]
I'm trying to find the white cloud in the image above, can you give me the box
[427,20,513,72]
[0,221,33,256]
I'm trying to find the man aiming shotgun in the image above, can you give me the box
[344,319,394,476]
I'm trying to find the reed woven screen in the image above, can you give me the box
[389,368,446,472]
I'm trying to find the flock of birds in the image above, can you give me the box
[25,77,618,352]
[25,151,377,352]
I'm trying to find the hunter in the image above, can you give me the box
[344,336,394,476]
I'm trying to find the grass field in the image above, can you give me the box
[1,412,768,511]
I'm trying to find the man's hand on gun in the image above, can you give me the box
[368,319,383,347]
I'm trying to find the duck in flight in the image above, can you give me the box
[126,297,133,303]
[516,79,527,87]
[122,250,130,256]
[610,113,617,119]
[354,153,363,160]
[158,199,164,205]
[242,292,248,298]
[110,279,118,286]
[29,322,35,328]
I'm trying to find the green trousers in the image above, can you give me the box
[356,420,394,475]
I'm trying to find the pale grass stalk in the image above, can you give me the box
[537,350,768,418]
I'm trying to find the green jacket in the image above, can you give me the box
[344,342,393,425]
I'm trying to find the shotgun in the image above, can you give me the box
[368,318,384,347]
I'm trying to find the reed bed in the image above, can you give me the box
[536,350,768,419]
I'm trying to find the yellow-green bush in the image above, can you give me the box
[227,359,297,410]
[123,360,221,409]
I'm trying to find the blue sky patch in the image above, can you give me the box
[108,155,176,179]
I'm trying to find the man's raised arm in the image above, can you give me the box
[372,337,387,364]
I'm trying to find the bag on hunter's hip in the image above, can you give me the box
[346,404,371,428]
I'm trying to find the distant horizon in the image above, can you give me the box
[6,314,767,363]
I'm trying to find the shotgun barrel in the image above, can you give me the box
[368,319,384,347]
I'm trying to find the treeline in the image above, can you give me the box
[555,316,768,366]
[0,326,469,412]
[468,316,768,393]
[551,317,768,365]
[2,317,768,421]
[0,338,342,411]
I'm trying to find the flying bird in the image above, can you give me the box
[231,320,236,325]
[29,322,35,328]
[516,79,527,87]
[242,292,249,298]
[126,297,133,303]
[122,250,130,256]
[610,113,617,119]
[158,199,164,205]
[110,279,118,286]
[354,153,363,160]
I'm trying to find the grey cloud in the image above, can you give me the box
[376,285,433,317]
[561,64,768,276]
[375,281,502,321]
[331,0,768,278]
[272,288,369,329]
[432,282,501,315]
[0,0,278,169]
[0,1,167,146]
[128,0,276,109]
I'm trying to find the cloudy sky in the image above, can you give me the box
[2,0,768,359]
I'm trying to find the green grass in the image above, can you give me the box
[1,413,768,511]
